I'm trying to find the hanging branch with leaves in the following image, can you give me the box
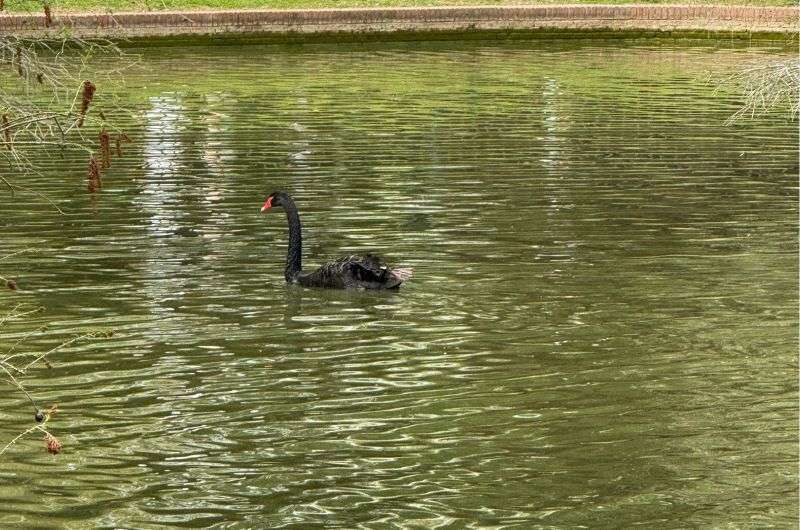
[0,299,111,455]
[1,7,135,199]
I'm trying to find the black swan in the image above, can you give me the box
[261,191,413,290]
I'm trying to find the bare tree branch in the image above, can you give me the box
[1,13,134,207]
[717,57,800,125]
[0,293,108,455]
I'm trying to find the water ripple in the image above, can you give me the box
[0,39,796,529]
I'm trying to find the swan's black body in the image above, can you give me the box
[261,191,412,290]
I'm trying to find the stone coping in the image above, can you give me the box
[0,5,797,40]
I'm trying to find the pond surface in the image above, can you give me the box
[0,39,797,528]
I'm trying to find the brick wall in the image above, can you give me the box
[0,5,797,38]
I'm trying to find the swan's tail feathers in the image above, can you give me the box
[391,267,413,282]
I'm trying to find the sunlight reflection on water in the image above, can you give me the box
[0,39,796,528]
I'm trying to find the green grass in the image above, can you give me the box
[3,0,795,14]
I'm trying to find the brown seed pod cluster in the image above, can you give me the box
[87,155,101,193]
[99,130,111,169]
[89,131,131,193]
[75,82,133,194]
[44,433,62,455]
[43,4,52,27]
[77,81,96,128]
[115,133,131,158]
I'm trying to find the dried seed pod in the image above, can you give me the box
[116,133,131,157]
[44,434,62,455]
[87,155,101,192]
[43,4,52,27]
[77,81,96,128]
[99,130,111,169]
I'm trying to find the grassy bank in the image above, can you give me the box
[3,0,795,14]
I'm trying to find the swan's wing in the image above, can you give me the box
[349,255,412,287]
[300,257,352,288]
[347,255,388,283]
[300,255,381,287]
[300,254,410,289]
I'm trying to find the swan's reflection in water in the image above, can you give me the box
[279,284,405,331]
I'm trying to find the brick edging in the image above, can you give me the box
[0,5,797,39]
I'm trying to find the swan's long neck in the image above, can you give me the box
[281,194,302,282]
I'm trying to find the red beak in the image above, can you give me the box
[260,196,273,213]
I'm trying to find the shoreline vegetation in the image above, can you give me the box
[1,0,795,14]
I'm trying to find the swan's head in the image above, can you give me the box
[260,191,284,213]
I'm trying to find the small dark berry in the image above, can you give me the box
[35,411,44,423]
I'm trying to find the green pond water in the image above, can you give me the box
[0,39,797,528]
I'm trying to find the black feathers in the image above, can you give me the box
[265,192,412,290]
[296,254,407,290]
